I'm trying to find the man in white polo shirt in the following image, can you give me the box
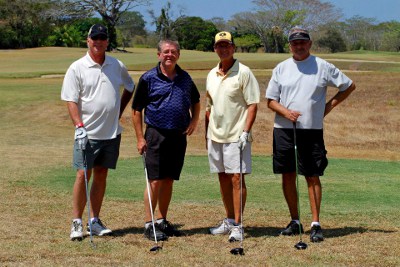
[206,31,260,242]
[61,24,135,241]
[266,26,356,243]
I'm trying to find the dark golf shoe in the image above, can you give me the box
[157,219,184,237]
[144,224,168,241]
[310,225,324,242]
[280,221,304,236]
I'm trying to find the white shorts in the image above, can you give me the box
[207,139,252,174]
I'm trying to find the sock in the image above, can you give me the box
[311,221,320,227]
[156,218,165,224]
[145,221,152,229]
[227,218,236,224]
[72,218,82,224]
[90,217,98,223]
[292,220,300,225]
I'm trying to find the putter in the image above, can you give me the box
[230,148,245,256]
[142,152,162,252]
[293,122,307,250]
[83,149,96,248]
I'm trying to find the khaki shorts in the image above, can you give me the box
[207,139,252,174]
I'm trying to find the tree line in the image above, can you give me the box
[0,0,399,53]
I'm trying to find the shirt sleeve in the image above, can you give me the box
[120,62,135,92]
[265,67,281,101]
[190,81,200,105]
[242,68,260,105]
[327,62,353,92]
[61,65,80,103]
[131,75,149,111]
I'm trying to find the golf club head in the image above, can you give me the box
[294,241,308,250]
[150,246,162,252]
[230,247,244,255]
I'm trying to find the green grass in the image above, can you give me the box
[39,156,400,219]
[1,47,400,78]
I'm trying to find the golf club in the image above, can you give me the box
[142,152,162,252]
[230,148,245,256]
[293,122,307,250]
[83,149,96,248]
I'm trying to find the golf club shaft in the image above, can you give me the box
[239,148,243,248]
[293,122,303,241]
[142,153,158,244]
[83,150,94,245]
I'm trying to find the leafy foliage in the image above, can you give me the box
[174,17,218,51]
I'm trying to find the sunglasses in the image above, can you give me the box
[91,35,107,41]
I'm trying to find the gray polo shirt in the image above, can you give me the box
[266,55,353,129]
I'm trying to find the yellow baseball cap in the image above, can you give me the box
[214,31,234,44]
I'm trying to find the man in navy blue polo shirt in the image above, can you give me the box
[132,40,200,241]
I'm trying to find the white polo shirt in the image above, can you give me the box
[206,60,260,143]
[266,55,353,129]
[61,52,135,140]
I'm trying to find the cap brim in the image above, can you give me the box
[89,33,108,39]
[215,39,233,44]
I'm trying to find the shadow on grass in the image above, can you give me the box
[323,227,396,238]
[107,225,397,240]
[111,226,144,236]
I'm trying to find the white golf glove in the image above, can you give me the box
[237,131,249,151]
[75,127,88,150]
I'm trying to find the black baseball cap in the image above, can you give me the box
[88,24,108,39]
[288,27,311,42]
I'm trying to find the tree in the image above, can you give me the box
[149,1,184,41]
[0,0,57,48]
[230,11,274,52]
[44,18,102,47]
[66,0,151,50]
[116,11,146,48]
[174,16,218,51]
[234,34,261,52]
[316,29,347,53]
[380,21,400,52]
[229,0,342,53]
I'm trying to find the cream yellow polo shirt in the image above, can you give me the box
[206,60,260,143]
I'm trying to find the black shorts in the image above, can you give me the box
[273,128,328,177]
[145,126,187,180]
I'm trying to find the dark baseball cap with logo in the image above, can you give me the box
[88,24,108,39]
[288,27,311,42]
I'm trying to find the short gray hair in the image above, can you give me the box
[157,40,180,52]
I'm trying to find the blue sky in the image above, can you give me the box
[135,0,400,30]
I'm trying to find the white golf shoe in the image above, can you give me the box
[209,218,233,235]
[229,225,244,242]
[70,221,83,241]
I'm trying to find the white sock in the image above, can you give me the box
[90,217,98,223]
[311,221,320,227]
[145,222,152,229]
[73,218,82,224]
[293,220,300,225]
[156,218,164,224]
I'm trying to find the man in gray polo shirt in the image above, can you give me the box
[266,26,356,242]
[61,24,135,241]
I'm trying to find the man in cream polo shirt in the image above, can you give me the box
[205,31,260,242]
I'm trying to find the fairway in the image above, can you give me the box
[0,47,399,266]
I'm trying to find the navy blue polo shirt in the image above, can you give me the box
[132,63,200,131]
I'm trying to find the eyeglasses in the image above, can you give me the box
[91,36,107,41]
